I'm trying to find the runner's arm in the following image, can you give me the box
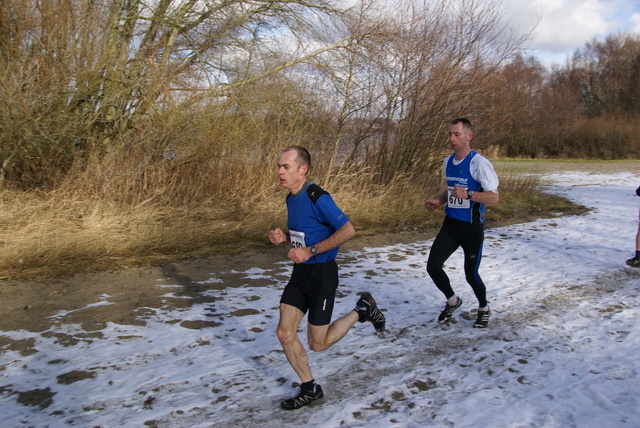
[465,188,499,204]
[311,221,355,255]
[425,190,448,211]
[287,221,355,264]
[268,227,289,245]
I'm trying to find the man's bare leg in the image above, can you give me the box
[277,303,313,383]
[307,311,359,352]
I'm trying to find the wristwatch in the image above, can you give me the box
[310,246,318,255]
[467,190,474,199]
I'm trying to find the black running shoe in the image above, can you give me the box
[473,307,491,328]
[626,257,640,268]
[355,292,386,332]
[280,384,324,410]
[438,297,462,324]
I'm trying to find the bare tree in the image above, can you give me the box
[358,0,528,183]
[0,0,353,190]
[569,33,640,117]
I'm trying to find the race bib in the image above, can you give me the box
[447,187,470,209]
[289,230,306,248]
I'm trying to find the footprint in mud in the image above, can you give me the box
[41,332,82,347]
[179,320,222,329]
[231,309,260,317]
[0,386,56,409]
[537,359,556,373]
[388,253,407,262]
[0,337,37,357]
[57,370,96,384]
[364,270,378,279]
[609,330,630,342]
[410,379,437,392]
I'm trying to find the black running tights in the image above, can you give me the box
[426,216,487,307]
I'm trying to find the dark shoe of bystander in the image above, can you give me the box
[626,257,640,268]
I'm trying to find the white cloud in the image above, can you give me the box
[630,13,640,34]
[534,0,612,52]
[503,0,639,63]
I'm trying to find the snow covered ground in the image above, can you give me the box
[1,170,639,427]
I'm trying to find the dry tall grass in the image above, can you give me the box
[0,158,609,280]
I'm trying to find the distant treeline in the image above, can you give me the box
[1,0,638,204]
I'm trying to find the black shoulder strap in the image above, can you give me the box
[306,183,328,204]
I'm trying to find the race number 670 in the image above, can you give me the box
[449,193,464,205]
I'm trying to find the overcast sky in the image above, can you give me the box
[504,0,640,64]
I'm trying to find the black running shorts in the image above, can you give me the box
[280,260,339,326]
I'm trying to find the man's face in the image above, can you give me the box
[449,122,472,153]
[277,149,307,193]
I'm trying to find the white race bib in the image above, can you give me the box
[289,230,306,248]
[447,187,470,209]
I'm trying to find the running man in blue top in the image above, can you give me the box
[268,146,386,410]
[425,118,499,328]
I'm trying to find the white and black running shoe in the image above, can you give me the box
[280,384,324,410]
[438,297,462,324]
[473,307,491,328]
[355,292,386,332]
